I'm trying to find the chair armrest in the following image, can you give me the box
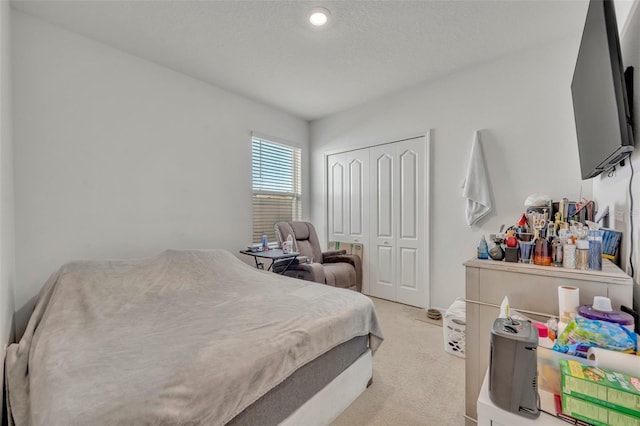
[273,256,309,268]
[323,254,361,267]
[322,250,347,261]
[323,254,363,292]
[280,262,326,284]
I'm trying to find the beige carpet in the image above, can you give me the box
[332,298,465,426]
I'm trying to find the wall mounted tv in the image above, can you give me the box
[572,0,634,180]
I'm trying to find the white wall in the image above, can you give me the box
[0,0,17,378]
[11,11,309,335]
[310,38,591,311]
[592,2,640,311]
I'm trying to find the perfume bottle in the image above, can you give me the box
[533,227,552,266]
[477,235,489,259]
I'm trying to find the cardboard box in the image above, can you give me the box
[329,242,363,262]
[562,394,640,426]
[560,358,640,418]
[537,347,598,415]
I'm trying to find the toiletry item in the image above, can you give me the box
[551,238,563,267]
[546,317,558,341]
[532,322,554,349]
[505,230,517,248]
[563,241,577,269]
[576,240,589,270]
[533,233,552,266]
[518,241,534,263]
[282,234,294,254]
[558,321,568,337]
[588,230,603,270]
[553,317,637,356]
[547,222,556,240]
[578,296,635,331]
[477,235,489,259]
[489,242,505,261]
[282,236,292,254]
[592,295,612,311]
[558,286,580,324]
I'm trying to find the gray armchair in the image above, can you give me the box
[274,221,362,292]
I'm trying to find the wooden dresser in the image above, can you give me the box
[464,258,633,424]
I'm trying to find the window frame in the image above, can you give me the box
[251,133,303,244]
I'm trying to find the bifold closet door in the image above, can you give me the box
[369,137,427,307]
[327,149,369,245]
[327,149,370,293]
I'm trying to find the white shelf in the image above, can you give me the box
[477,372,565,426]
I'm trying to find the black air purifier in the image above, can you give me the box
[489,318,540,419]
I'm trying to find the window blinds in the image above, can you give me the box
[252,137,302,243]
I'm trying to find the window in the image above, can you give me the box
[252,136,302,243]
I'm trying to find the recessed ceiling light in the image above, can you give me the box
[309,7,330,27]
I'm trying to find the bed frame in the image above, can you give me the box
[228,335,372,426]
[281,349,372,425]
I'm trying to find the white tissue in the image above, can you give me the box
[499,296,510,318]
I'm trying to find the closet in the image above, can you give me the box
[326,135,429,308]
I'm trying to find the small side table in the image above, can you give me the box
[239,249,300,274]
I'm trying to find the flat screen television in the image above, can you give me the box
[571,0,634,180]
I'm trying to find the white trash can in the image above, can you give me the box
[443,298,466,358]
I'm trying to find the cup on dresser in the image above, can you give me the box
[518,241,535,263]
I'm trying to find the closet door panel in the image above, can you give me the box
[377,246,394,284]
[400,150,418,240]
[327,149,370,291]
[375,154,394,238]
[345,149,369,294]
[372,245,395,300]
[348,158,365,241]
[399,247,418,289]
[328,150,369,244]
[327,153,347,242]
[370,147,397,300]
[396,138,426,307]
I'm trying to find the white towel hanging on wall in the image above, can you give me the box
[462,131,492,226]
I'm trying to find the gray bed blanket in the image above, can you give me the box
[5,249,383,426]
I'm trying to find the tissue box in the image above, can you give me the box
[560,358,640,418]
[562,394,640,426]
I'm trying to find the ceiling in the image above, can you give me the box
[11,0,590,121]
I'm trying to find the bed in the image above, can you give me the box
[5,249,383,426]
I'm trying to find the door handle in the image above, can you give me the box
[354,239,359,242]
[383,241,389,245]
